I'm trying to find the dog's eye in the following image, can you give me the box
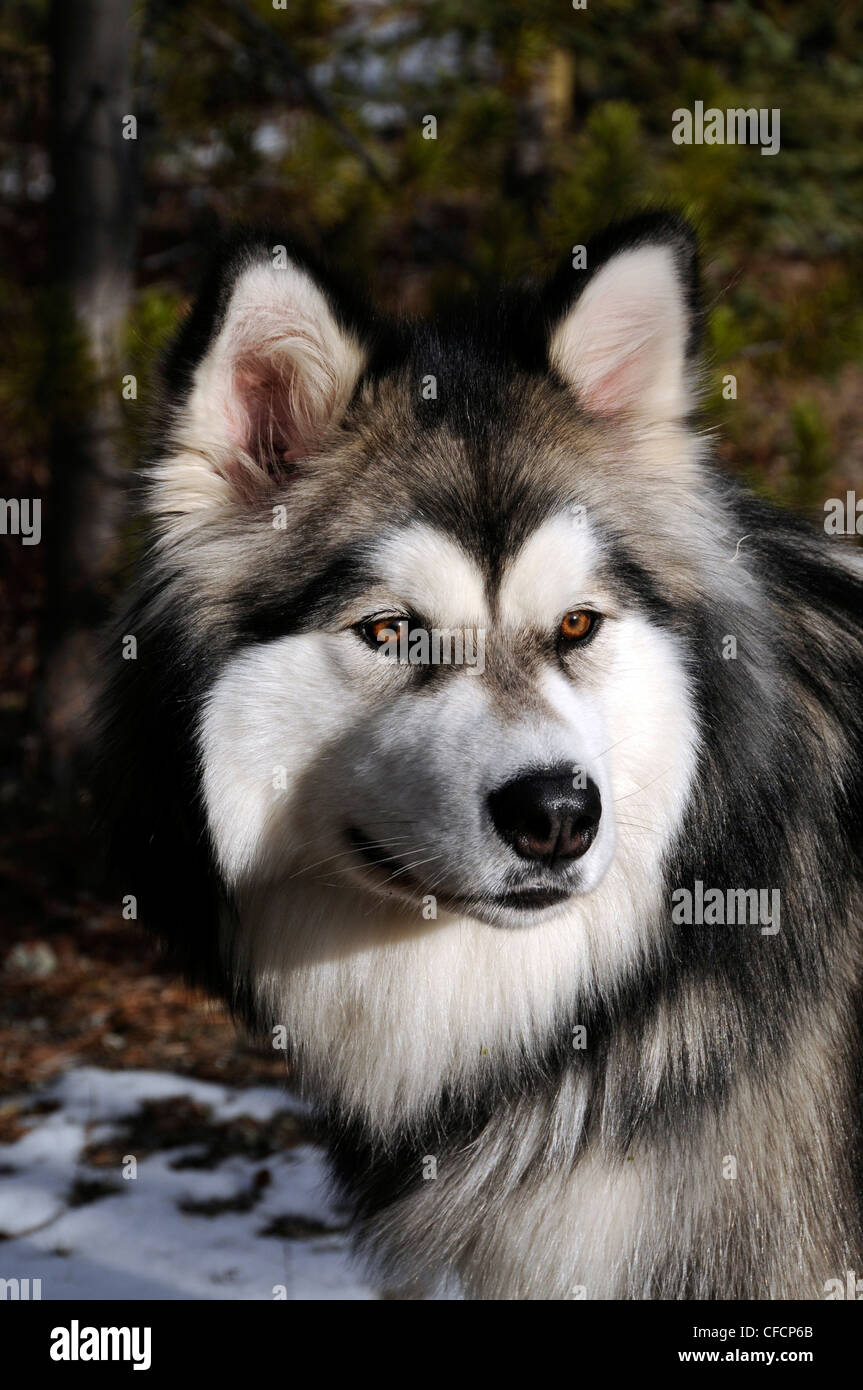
[357,615,403,650]
[559,610,599,644]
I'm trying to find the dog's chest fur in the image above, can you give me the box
[339,996,858,1300]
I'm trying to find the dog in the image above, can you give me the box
[100,212,863,1299]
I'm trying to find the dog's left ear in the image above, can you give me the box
[545,213,701,420]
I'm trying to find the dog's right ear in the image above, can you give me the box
[152,243,368,519]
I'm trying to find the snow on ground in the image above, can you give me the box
[0,1067,380,1300]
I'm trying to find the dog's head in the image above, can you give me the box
[117,214,719,1120]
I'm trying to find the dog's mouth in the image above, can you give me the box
[485,885,571,910]
[347,828,574,920]
[443,883,575,924]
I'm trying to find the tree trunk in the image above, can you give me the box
[42,0,138,792]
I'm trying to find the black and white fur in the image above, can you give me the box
[101,213,863,1299]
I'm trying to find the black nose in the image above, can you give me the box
[487,770,602,864]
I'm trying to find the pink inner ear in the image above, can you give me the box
[551,245,687,419]
[580,334,656,415]
[228,357,316,489]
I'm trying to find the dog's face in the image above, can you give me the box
[148,217,712,1120]
[200,499,689,931]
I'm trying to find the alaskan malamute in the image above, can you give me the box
[102,212,863,1299]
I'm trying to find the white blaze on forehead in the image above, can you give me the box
[498,511,603,627]
[371,524,488,621]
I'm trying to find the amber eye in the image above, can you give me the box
[559,610,598,643]
[358,615,403,649]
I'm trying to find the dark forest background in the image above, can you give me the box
[1,0,862,1099]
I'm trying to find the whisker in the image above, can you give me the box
[287,836,420,879]
[384,853,445,883]
[613,769,672,803]
[308,840,438,883]
[593,732,639,760]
